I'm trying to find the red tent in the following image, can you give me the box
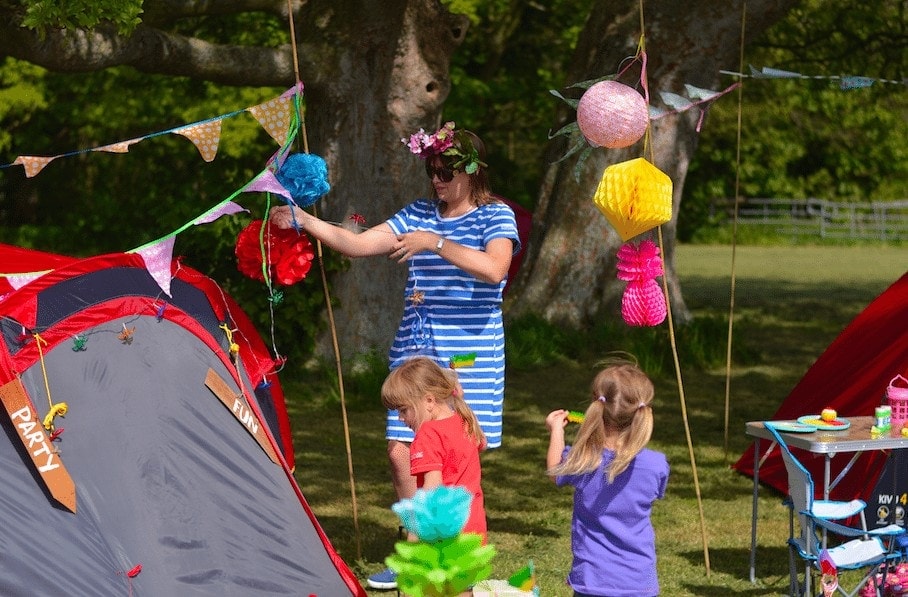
[0,243,79,296]
[733,271,908,507]
[497,195,533,295]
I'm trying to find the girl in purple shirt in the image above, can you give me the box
[546,362,670,597]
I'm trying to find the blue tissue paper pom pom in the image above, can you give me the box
[275,153,330,207]
[391,485,472,542]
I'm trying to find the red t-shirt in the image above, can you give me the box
[410,414,487,540]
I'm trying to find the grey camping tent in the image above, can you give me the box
[0,246,365,596]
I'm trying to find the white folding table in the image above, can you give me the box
[746,416,908,583]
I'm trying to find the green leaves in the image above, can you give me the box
[19,0,143,35]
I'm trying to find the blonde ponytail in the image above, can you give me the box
[549,362,654,483]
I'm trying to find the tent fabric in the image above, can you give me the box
[496,195,532,295]
[733,270,908,505]
[0,243,79,296]
[0,246,365,596]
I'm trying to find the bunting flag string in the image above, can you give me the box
[721,65,907,89]
[648,82,741,132]
[0,83,302,177]
[125,116,302,296]
[2,90,304,298]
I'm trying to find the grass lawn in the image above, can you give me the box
[286,243,908,596]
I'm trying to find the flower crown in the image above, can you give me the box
[402,121,488,174]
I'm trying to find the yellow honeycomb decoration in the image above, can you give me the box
[593,157,673,241]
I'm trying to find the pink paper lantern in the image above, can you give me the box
[576,81,649,149]
[616,240,667,327]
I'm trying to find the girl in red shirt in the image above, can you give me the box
[381,357,487,541]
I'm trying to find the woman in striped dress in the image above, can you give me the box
[269,123,519,508]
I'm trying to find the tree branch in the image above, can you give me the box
[0,9,302,86]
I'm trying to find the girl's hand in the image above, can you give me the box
[546,410,568,477]
[546,409,568,432]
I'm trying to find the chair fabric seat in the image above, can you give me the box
[826,538,887,569]
[869,524,905,536]
[812,499,865,519]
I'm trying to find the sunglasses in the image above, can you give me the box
[425,163,457,182]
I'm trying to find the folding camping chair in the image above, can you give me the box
[765,424,906,596]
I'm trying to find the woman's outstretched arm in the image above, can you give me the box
[269,204,396,258]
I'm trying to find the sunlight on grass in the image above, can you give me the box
[284,244,907,595]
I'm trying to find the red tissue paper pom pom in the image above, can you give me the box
[616,240,666,327]
[235,219,315,286]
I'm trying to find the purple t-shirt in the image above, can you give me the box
[556,447,669,596]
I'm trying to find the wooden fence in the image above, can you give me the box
[711,198,908,241]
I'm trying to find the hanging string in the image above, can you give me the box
[284,0,362,560]
[724,3,747,458]
[638,0,711,577]
[219,323,241,358]
[32,333,69,431]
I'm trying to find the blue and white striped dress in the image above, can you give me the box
[385,198,520,449]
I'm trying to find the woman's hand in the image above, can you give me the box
[269,205,304,229]
[390,231,438,263]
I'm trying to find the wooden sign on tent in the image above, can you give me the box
[0,379,76,513]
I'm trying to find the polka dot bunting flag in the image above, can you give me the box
[248,95,293,146]
[173,120,222,162]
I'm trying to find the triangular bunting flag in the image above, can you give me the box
[174,120,222,162]
[840,76,875,90]
[13,156,57,178]
[192,200,247,225]
[244,169,293,202]
[658,91,693,111]
[94,139,141,153]
[4,272,47,290]
[751,65,802,79]
[133,237,175,296]
[683,84,723,101]
[248,96,293,145]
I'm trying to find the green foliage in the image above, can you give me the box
[690,222,908,247]
[19,0,143,35]
[0,59,47,153]
[312,349,391,410]
[442,0,906,241]
[505,311,751,377]
[682,0,907,241]
[443,0,594,209]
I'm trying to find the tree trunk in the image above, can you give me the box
[507,0,797,328]
[299,0,470,362]
[0,0,468,364]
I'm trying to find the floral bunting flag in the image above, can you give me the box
[192,200,248,225]
[248,96,293,145]
[173,120,222,162]
[133,237,176,296]
[13,156,57,178]
[5,272,47,290]
[244,169,292,202]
